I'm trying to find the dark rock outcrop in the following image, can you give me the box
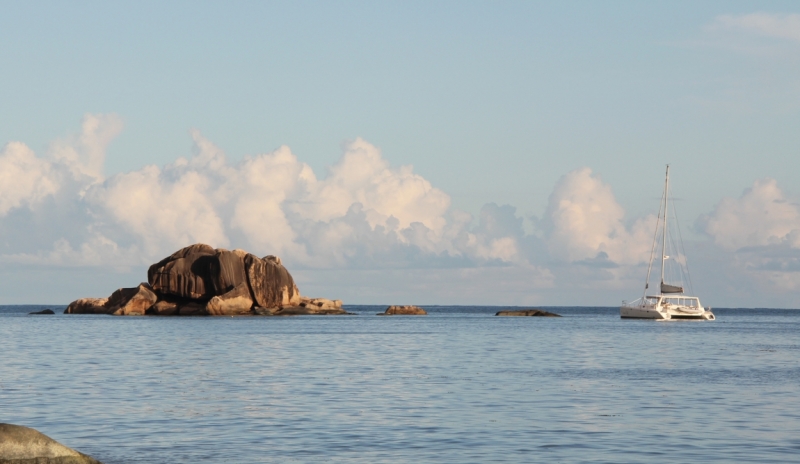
[378,305,427,315]
[495,309,561,317]
[29,309,55,315]
[66,243,341,317]
[0,423,102,463]
[147,243,216,300]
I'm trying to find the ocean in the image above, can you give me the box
[1,305,799,463]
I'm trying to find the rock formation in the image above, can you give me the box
[495,309,561,317]
[64,298,109,315]
[29,309,55,315]
[0,423,102,463]
[66,243,346,317]
[378,305,427,315]
[105,284,157,316]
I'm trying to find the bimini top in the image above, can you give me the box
[646,295,700,301]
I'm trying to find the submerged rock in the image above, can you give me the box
[260,298,351,316]
[0,423,102,463]
[29,309,55,315]
[495,309,561,317]
[378,305,427,315]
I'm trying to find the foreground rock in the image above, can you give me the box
[495,309,561,317]
[29,309,55,315]
[0,423,102,463]
[66,243,343,317]
[378,305,427,315]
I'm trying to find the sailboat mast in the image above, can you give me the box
[660,165,670,291]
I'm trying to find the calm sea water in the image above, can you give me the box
[1,305,799,463]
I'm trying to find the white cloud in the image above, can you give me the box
[0,116,526,271]
[1,234,142,269]
[0,142,59,216]
[49,113,123,180]
[5,115,800,306]
[710,13,800,42]
[698,179,800,294]
[542,168,656,265]
[288,138,450,233]
[703,178,800,250]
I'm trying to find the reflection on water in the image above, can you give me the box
[1,306,799,463]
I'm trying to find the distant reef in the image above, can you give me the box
[65,244,348,317]
[495,309,561,317]
[377,305,427,315]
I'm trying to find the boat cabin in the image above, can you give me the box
[644,295,702,308]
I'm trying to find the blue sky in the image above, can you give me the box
[1,1,799,307]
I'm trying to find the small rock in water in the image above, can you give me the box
[0,423,103,463]
[378,305,427,315]
[495,309,561,317]
[29,309,55,315]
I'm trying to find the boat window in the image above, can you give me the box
[663,297,699,307]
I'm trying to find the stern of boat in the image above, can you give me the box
[620,302,669,320]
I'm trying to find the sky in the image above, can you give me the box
[1,1,799,307]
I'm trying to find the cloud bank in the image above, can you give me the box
[1,114,799,306]
[0,115,551,273]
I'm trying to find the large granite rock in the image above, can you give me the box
[105,284,157,316]
[66,243,341,317]
[245,254,300,308]
[0,423,102,464]
[64,298,109,315]
[147,243,216,300]
[378,305,427,315]
[205,282,253,316]
[146,299,180,316]
[495,309,561,317]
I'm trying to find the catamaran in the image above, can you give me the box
[620,165,715,321]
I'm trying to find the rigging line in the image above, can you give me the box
[672,195,694,296]
[667,221,683,286]
[643,185,665,300]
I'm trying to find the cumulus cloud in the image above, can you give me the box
[699,178,800,294]
[702,178,800,250]
[542,168,656,265]
[49,113,123,180]
[8,115,798,305]
[0,142,59,215]
[0,115,533,272]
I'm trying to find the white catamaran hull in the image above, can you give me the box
[620,303,715,320]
